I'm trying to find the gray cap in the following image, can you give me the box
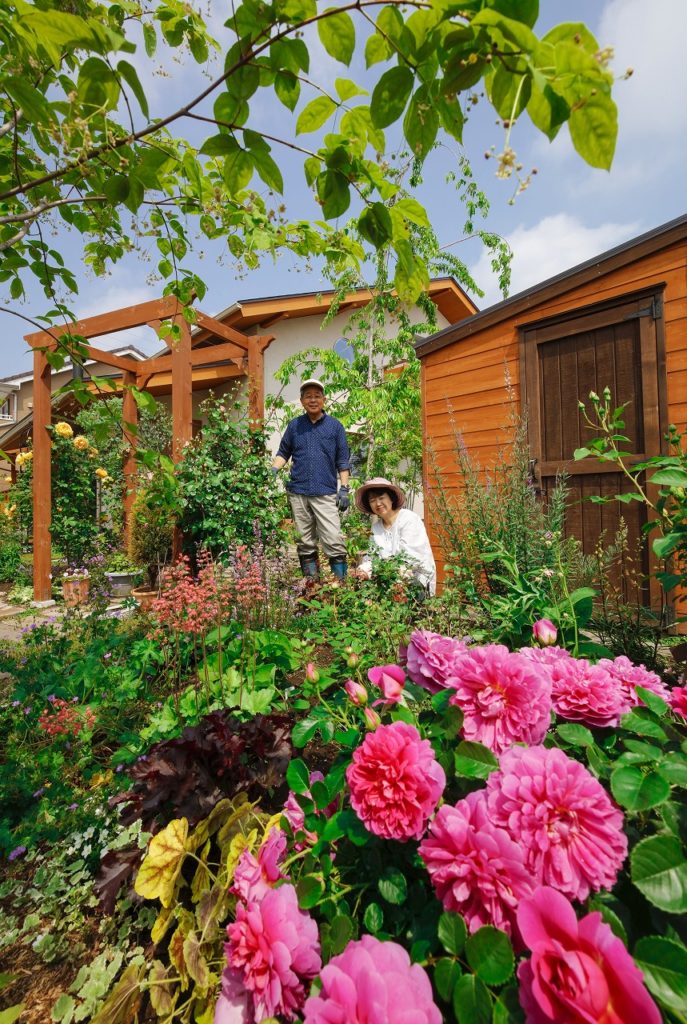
[300,378,325,394]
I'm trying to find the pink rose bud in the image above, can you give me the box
[364,707,381,730]
[345,679,368,706]
[532,618,557,647]
[305,662,320,683]
[368,664,406,705]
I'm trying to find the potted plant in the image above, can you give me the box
[62,567,90,607]
[104,552,142,598]
[128,478,175,610]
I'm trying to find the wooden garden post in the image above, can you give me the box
[172,317,193,462]
[122,369,138,549]
[246,335,271,427]
[32,348,52,602]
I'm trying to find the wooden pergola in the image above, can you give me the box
[25,295,273,602]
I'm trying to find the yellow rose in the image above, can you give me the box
[95,467,109,479]
[15,451,32,468]
[54,421,73,439]
[3,475,11,483]
[73,435,89,451]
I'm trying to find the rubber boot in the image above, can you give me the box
[329,557,348,579]
[299,554,320,578]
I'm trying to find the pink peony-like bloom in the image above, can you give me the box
[346,721,445,841]
[214,966,251,1024]
[519,645,572,668]
[369,663,406,705]
[517,886,661,1024]
[303,935,441,1024]
[406,629,468,693]
[487,746,627,902]
[532,618,557,647]
[226,883,321,1022]
[283,771,333,849]
[550,657,625,728]
[419,789,535,944]
[345,679,368,706]
[448,644,552,754]
[232,827,287,902]
[598,655,670,713]
[670,683,687,719]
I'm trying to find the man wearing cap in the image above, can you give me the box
[271,379,350,579]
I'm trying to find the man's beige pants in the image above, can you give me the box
[288,493,347,560]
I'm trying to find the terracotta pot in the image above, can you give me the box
[132,585,158,611]
[62,577,90,607]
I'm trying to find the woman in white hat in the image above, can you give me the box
[356,478,436,595]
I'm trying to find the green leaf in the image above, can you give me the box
[297,874,325,908]
[0,1007,25,1024]
[569,93,617,170]
[454,740,499,779]
[556,723,595,747]
[635,686,669,717]
[434,958,462,1003]
[286,758,310,794]
[296,95,337,134]
[492,983,525,1024]
[363,902,384,932]
[527,80,569,140]
[370,66,414,128]
[223,148,253,194]
[621,709,668,741]
[653,532,683,559]
[465,926,514,985]
[252,148,284,193]
[573,447,591,460]
[317,170,350,219]
[292,716,320,747]
[275,71,300,111]
[452,973,492,1024]
[631,835,687,913]
[403,85,439,160]
[394,238,429,303]
[200,134,237,157]
[117,59,149,118]
[378,867,408,905]
[358,202,393,247]
[365,32,393,68]
[634,936,687,1015]
[328,914,354,954]
[317,9,355,65]
[394,197,430,228]
[276,0,317,22]
[438,911,467,956]
[610,766,671,811]
[335,78,368,101]
[143,22,157,56]
[658,756,687,788]
[649,468,687,487]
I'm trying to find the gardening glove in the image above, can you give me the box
[336,485,350,512]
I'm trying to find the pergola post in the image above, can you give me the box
[246,335,271,428]
[10,455,16,486]
[122,370,138,549]
[32,348,52,602]
[172,317,193,462]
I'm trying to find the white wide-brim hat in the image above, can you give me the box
[355,477,406,514]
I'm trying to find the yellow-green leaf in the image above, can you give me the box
[135,818,188,908]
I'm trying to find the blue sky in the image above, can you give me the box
[3,0,686,376]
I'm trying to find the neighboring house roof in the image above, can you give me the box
[415,213,687,358]
[156,277,477,354]
[0,345,148,385]
[0,391,74,453]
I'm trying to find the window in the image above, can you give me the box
[333,337,354,364]
[0,394,15,422]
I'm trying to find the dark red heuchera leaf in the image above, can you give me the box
[115,711,293,831]
[97,711,292,910]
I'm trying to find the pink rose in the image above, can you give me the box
[406,629,468,693]
[303,935,441,1024]
[305,663,320,683]
[345,679,368,706]
[598,655,670,713]
[363,707,381,729]
[549,657,625,728]
[517,887,661,1024]
[232,827,287,902]
[532,618,557,647]
[448,644,552,754]
[419,789,535,944]
[346,721,445,841]
[670,683,687,719]
[214,967,250,1024]
[226,883,321,1022]
[368,663,405,705]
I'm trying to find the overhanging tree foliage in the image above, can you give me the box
[1,0,618,356]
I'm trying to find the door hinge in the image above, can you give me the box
[624,295,663,321]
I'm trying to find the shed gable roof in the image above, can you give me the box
[415,213,687,358]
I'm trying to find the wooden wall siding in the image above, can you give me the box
[421,236,687,590]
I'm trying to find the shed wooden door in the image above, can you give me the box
[521,291,665,605]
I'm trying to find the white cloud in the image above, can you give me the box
[470,213,639,308]
[75,273,162,354]
[599,0,687,139]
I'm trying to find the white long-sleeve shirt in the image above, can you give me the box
[358,508,436,595]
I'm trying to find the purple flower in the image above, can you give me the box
[23,707,32,715]
[33,787,45,798]
[8,845,27,861]
[11,700,20,707]
[47,694,56,703]
[68,803,78,811]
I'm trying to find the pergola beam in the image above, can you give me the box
[32,348,52,603]
[24,295,183,347]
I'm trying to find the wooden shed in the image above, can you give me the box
[416,213,687,603]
